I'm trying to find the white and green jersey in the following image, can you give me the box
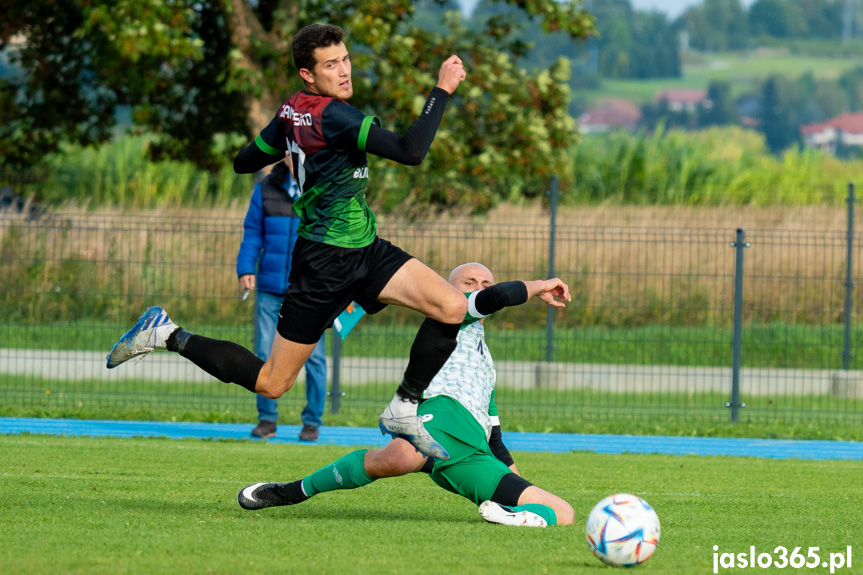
[423,321,497,439]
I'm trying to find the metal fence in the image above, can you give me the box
[2,193,862,428]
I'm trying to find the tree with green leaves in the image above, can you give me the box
[759,76,800,153]
[749,0,843,40]
[839,66,863,111]
[628,11,680,79]
[676,0,749,51]
[2,1,245,170]
[1,0,595,211]
[577,0,680,80]
[749,0,807,39]
[698,81,739,127]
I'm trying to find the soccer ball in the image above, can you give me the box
[585,493,661,567]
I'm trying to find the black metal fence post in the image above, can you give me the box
[545,176,559,363]
[843,183,855,371]
[728,228,749,423]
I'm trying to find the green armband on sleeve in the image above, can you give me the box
[357,116,380,152]
[255,134,283,156]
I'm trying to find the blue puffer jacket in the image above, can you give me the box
[236,164,301,296]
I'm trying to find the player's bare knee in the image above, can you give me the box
[255,374,295,399]
[441,292,468,324]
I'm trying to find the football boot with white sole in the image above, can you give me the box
[106,306,178,368]
[378,395,450,461]
[478,500,548,527]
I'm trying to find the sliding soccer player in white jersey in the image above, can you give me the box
[238,262,575,527]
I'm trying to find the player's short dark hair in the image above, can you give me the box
[292,24,344,71]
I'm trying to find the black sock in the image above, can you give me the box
[274,480,310,505]
[398,318,461,400]
[166,329,262,393]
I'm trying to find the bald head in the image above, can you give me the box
[449,262,494,293]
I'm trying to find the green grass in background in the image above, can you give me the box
[575,51,863,106]
[3,321,861,369]
[1,435,859,574]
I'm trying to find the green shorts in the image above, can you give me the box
[418,395,513,505]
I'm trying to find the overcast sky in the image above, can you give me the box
[630,0,756,19]
[459,0,757,20]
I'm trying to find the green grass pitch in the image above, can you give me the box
[1,434,859,574]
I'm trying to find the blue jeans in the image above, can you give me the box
[254,290,327,427]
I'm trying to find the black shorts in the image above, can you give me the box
[277,236,414,344]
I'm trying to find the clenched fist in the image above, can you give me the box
[437,55,467,95]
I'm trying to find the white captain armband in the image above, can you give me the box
[465,290,491,324]
[463,282,529,325]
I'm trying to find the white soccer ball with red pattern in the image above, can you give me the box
[585,493,661,567]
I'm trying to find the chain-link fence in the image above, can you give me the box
[2,198,862,428]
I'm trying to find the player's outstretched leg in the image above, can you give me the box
[107,306,266,394]
[106,306,179,368]
[478,501,550,528]
[239,449,380,510]
[237,481,309,510]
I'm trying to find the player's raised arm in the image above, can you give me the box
[363,55,467,166]
[466,278,571,323]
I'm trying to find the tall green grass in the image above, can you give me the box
[22,135,255,208]
[564,126,863,206]
[8,127,863,210]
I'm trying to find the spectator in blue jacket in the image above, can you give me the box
[237,156,327,441]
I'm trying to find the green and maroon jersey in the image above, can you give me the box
[255,91,380,248]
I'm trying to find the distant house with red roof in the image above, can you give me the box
[654,89,709,113]
[800,112,863,154]
[578,99,642,134]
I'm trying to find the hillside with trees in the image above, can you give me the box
[571,0,863,157]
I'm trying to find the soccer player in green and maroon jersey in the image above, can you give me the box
[107,24,472,460]
[237,263,575,528]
